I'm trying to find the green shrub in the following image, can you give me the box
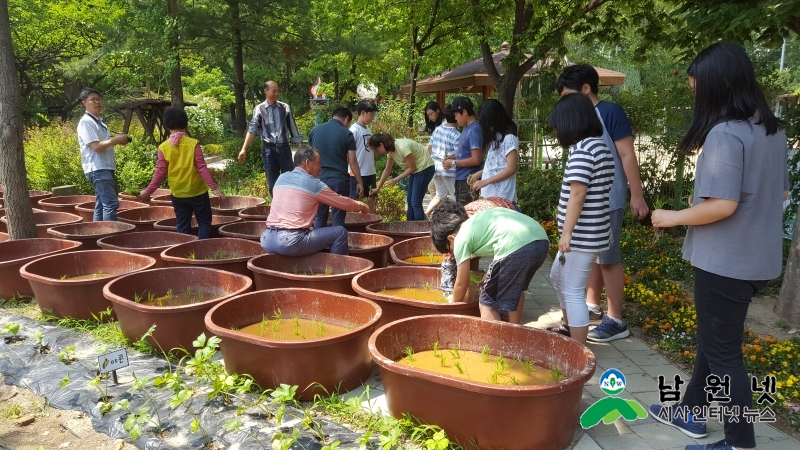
[115,140,158,194]
[516,167,563,221]
[373,185,406,222]
[372,97,415,138]
[25,123,94,194]
[186,96,225,144]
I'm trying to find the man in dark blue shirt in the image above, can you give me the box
[444,97,482,204]
[308,107,362,228]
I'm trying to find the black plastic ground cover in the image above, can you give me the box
[0,312,366,450]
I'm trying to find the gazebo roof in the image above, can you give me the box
[401,44,626,95]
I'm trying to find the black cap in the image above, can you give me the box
[451,97,473,113]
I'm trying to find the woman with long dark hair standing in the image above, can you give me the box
[649,42,788,450]
[468,99,520,202]
[423,101,444,134]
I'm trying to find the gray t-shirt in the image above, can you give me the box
[682,118,789,280]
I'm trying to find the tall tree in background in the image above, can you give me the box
[168,0,185,108]
[0,0,36,239]
[469,0,664,115]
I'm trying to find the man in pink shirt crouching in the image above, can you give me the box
[261,147,369,256]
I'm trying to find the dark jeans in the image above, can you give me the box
[260,226,349,256]
[171,192,213,239]
[682,267,767,448]
[85,169,119,221]
[315,177,350,228]
[350,174,377,199]
[406,165,434,221]
[262,144,294,198]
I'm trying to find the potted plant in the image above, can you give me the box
[97,231,198,268]
[0,239,83,299]
[247,253,373,295]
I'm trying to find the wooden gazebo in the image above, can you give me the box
[401,43,626,106]
[111,99,196,144]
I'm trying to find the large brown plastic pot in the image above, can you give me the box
[37,195,96,212]
[205,288,382,400]
[104,267,252,353]
[1,211,83,238]
[160,238,264,278]
[0,239,83,299]
[47,221,136,250]
[369,315,597,450]
[119,188,170,205]
[328,213,383,233]
[248,253,374,295]
[218,221,266,241]
[117,206,176,232]
[210,196,266,216]
[344,232,393,268]
[150,194,173,206]
[389,236,482,271]
[152,215,241,238]
[365,220,431,244]
[96,231,198,268]
[29,190,52,209]
[19,250,156,319]
[352,266,480,328]
[237,205,270,222]
[75,200,148,222]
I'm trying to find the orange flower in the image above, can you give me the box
[750,355,756,361]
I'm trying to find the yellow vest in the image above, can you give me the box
[158,136,208,198]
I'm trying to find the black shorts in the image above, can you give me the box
[480,240,549,312]
[350,174,377,199]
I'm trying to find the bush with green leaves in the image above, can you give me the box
[115,140,158,195]
[373,185,406,222]
[516,167,563,221]
[25,123,94,194]
[186,96,225,144]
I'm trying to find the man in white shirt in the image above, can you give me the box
[349,99,378,213]
[76,87,129,221]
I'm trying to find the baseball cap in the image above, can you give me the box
[451,97,474,113]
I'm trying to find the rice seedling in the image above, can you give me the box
[550,367,566,382]
[324,266,333,275]
[522,359,534,376]
[454,361,465,374]
[481,344,491,363]
[403,347,415,362]
[509,375,520,386]
[431,341,440,356]
[272,308,283,320]
[439,354,447,367]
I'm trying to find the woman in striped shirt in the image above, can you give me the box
[546,94,615,344]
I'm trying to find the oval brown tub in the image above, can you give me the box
[119,188,170,205]
[161,238,264,278]
[343,232,393,268]
[150,194,173,206]
[104,267,252,353]
[218,221,266,241]
[365,220,431,244]
[210,196,266,216]
[390,236,482,271]
[19,250,156,320]
[238,205,270,222]
[1,211,84,238]
[152,215,242,238]
[37,195,96,212]
[28,190,52,209]
[205,288,382,400]
[248,253,373,295]
[74,200,148,222]
[97,231,198,268]
[0,239,83,299]
[117,206,176,232]
[369,315,596,450]
[328,212,383,233]
[352,266,480,328]
[47,221,136,250]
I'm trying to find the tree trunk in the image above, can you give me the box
[230,0,246,137]
[168,0,184,109]
[407,61,420,128]
[0,0,37,239]
[495,70,520,117]
[776,214,800,326]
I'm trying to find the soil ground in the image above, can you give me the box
[0,374,135,450]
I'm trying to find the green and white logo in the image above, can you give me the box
[580,369,648,429]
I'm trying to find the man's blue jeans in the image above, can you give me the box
[260,226,349,256]
[85,169,119,221]
[262,144,294,198]
[406,165,435,221]
[315,177,350,229]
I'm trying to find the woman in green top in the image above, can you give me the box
[369,132,435,221]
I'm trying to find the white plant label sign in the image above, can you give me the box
[97,348,129,374]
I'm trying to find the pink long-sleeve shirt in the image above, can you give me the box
[267,168,363,229]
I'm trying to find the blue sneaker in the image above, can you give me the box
[648,404,707,439]
[685,440,735,449]
[587,316,630,342]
